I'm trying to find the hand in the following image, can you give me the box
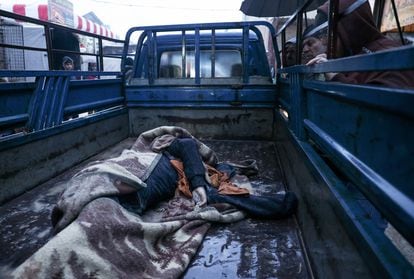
[306,53,328,66]
[192,186,207,207]
[306,53,338,80]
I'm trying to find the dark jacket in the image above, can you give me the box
[319,0,414,88]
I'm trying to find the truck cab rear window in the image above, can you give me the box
[159,50,242,78]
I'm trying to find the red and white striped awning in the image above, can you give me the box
[76,15,114,38]
[2,3,116,39]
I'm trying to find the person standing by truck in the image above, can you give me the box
[62,56,80,80]
[62,56,75,71]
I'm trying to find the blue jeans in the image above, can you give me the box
[119,137,208,214]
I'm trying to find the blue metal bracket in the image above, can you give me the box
[27,76,70,131]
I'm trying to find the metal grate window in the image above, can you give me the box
[0,23,25,81]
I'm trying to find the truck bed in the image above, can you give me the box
[0,138,310,278]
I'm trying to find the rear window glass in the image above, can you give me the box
[159,50,242,78]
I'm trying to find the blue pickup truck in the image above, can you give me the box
[0,9,413,279]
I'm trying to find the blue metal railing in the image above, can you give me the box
[276,28,414,276]
[122,21,280,85]
[0,70,124,146]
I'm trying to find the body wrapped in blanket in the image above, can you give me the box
[115,135,297,220]
[9,126,297,279]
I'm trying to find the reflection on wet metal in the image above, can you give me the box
[183,140,310,278]
[184,218,308,278]
[0,186,57,268]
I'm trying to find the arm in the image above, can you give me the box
[306,53,338,80]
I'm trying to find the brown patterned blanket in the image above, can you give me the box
[8,126,247,278]
[10,197,245,278]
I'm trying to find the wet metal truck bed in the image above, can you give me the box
[1,19,413,278]
[0,139,310,278]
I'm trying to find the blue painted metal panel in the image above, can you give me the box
[125,86,276,108]
[127,88,234,103]
[305,82,414,202]
[239,89,277,103]
[304,119,414,246]
[64,79,123,114]
[277,78,291,111]
[297,138,414,278]
[281,45,414,74]
[278,37,414,273]
[0,107,127,151]
[278,61,414,251]
[0,83,33,127]
[1,71,124,138]
[304,80,414,119]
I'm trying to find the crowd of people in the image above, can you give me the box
[282,0,414,88]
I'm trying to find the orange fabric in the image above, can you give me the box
[170,160,193,198]
[170,159,249,197]
[206,165,250,196]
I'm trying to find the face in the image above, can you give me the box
[285,43,297,67]
[302,36,327,64]
[63,61,74,70]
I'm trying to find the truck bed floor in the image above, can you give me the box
[0,138,310,278]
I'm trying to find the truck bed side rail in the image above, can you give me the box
[277,43,414,277]
[0,70,124,151]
